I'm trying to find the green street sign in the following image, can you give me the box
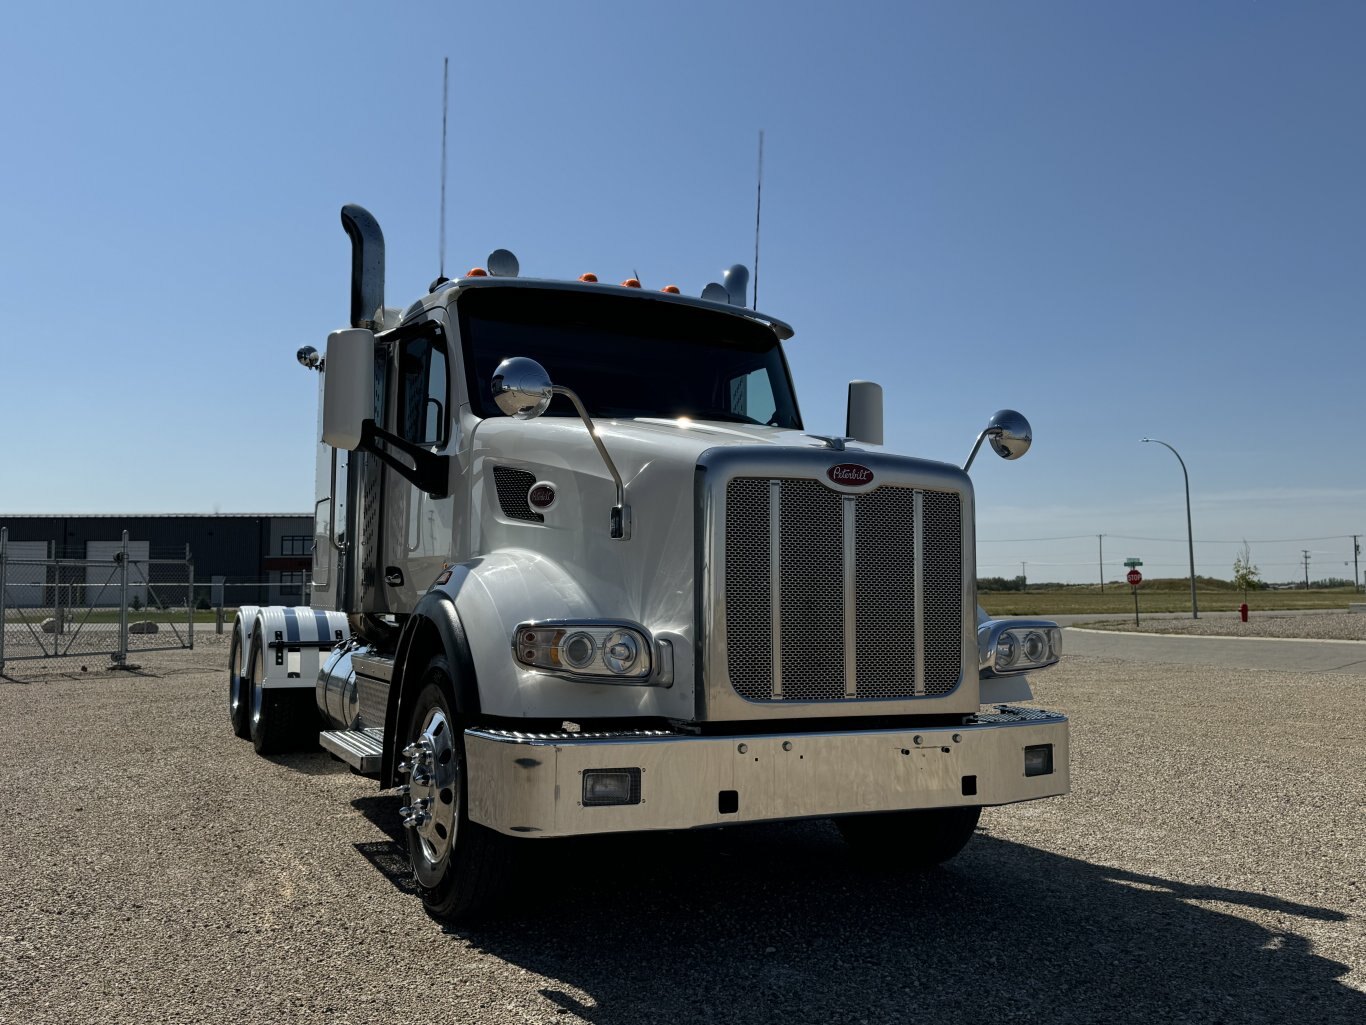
[1124,558,1143,567]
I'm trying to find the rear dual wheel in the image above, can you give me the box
[228,627,251,739]
[245,632,316,755]
[401,657,508,924]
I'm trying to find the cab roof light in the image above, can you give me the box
[621,278,641,288]
[578,272,599,283]
[466,267,488,277]
[661,284,680,294]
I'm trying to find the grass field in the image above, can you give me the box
[979,581,1361,617]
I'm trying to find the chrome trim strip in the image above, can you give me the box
[842,495,857,698]
[913,489,926,696]
[769,480,783,699]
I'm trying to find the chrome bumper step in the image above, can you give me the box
[319,727,384,773]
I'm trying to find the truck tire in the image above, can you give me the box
[246,633,314,756]
[836,806,982,869]
[228,628,250,739]
[401,656,507,924]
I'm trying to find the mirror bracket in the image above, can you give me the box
[359,421,450,497]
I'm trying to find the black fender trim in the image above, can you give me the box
[381,590,481,787]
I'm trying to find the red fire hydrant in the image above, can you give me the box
[1240,603,1249,622]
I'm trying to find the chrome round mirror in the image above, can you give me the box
[491,357,554,419]
[986,409,1032,460]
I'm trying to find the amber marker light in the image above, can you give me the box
[661,284,681,294]
[621,278,642,288]
[578,272,599,282]
[466,267,488,277]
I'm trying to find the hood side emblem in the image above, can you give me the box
[528,481,558,511]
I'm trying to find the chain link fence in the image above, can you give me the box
[0,529,194,676]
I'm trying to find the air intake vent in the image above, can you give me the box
[492,466,544,523]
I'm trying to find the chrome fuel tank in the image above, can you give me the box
[316,642,361,729]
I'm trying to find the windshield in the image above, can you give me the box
[458,286,802,428]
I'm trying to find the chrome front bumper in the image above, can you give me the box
[464,706,1069,838]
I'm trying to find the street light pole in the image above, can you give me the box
[1142,437,1199,619]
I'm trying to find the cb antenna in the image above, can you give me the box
[752,129,764,309]
[438,56,450,282]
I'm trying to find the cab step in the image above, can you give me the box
[319,727,384,773]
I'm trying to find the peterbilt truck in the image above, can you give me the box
[228,204,1069,923]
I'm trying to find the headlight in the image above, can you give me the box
[978,619,1062,677]
[513,621,654,682]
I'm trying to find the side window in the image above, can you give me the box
[727,367,777,425]
[397,334,449,447]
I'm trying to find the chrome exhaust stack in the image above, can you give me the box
[340,204,385,330]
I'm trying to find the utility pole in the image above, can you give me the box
[1098,534,1104,593]
[1302,549,1311,590]
[1354,535,1361,593]
[1020,561,1027,593]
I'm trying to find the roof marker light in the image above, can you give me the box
[579,273,598,283]
[466,267,488,277]
[661,285,680,294]
[621,278,641,288]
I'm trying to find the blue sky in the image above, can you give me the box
[2,1,1362,584]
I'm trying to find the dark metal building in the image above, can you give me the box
[0,514,312,606]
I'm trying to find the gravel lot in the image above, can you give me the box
[1085,611,1366,641]
[1,635,1363,1024]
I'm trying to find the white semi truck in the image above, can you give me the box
[228,204,1069,923]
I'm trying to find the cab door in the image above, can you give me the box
[382,321,456,609]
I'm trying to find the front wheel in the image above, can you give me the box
[836,806,982,869]
[401,658,508,924]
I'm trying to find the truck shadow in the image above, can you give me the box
[350,799,1362,1024]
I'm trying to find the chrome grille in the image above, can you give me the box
[723,477,963,702]
[777,480,845,701]
[921,490,963,693]
[723,479,772,700]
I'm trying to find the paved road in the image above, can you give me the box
[1065,626,1366,675]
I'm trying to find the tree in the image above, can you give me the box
[1232,541,1261,600]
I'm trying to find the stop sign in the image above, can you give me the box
[1127,569,1142,586]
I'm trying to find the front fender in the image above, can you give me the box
[437,549,694,721]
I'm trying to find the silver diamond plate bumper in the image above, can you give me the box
[464,706,1069,838]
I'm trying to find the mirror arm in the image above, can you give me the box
[552,385,631,540]
[963,429,995,473]
[358,421,451,498]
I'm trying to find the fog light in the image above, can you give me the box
[1024,744,1054,777]
[582,768,642,806]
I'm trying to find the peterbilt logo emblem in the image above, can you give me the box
[527,482,557,510]
[826,463,874,486]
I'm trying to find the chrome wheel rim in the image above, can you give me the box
[408,706,460,869]
[229,636,242,715]
[250,646,264,726]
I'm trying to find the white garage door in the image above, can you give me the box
[84,540,150,607]
[3,541,50,608]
